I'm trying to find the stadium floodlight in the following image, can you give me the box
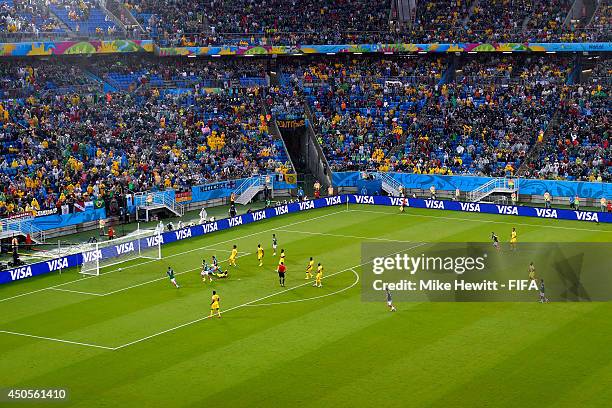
[80,229,162,276]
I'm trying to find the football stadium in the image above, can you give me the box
[0,0,611,406]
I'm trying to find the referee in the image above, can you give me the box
[277,262,286,287]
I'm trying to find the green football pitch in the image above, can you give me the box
[1,204,611,407]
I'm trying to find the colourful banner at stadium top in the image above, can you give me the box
[0,40,154,57]
[0,40,610,57]
[155,42,612,57]
[1,195,609,285]
[334,172,612,199]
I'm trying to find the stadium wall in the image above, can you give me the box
[28,208,107,232]
[2,195,609,285]
[333,172,612,199]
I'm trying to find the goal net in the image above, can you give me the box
[80,228,162,276]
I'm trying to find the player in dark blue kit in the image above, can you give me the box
[386,288,396,312]
[539,279,549,303]
[491,232,500,251]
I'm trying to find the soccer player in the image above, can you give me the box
[400,197,407,213]
[208,255,219,274]
[272,234,278,256]
[277,262,286,287]
[201,259,212,283]
[386,288,396,312]
[167,266,179,288]
[278,249,286,265]
[305,257,314,279]
[257,244,264,267]
[539,279,549,303]
[210,290,221,318]
[528,262,536,281]
[491,232,500,251]
[510,227,518,251]
[313,263,323,288]
[228,245,238,267]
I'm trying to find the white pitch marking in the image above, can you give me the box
[112,244,425,350]
[48,288,105,296]
[246,268,360,307]
[0,330,114,350]
[101,252,252,296]
[348,208,611,233]
[0,209,344,303]
[277,228,415,243]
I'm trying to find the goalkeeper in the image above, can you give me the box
[214,267,229,279]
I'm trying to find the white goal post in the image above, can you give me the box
[80,228,162,276]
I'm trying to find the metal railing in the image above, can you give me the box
[467,178,519,202]
[133,190,184,216]
[0,216,46,243]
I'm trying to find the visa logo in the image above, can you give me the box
[146,235,164,247]
[535,208,558,218]
[460,203,481,212]
[46,257,68,272]
[228,216,243,227]
[575,211,599,222]
[496,205,518,215]
[10,266,32,281]
[298,201,315,211]
[115,242,135,255]
[203,222,218,234]
[354,195,374,204]
[425,200,444,209]
[252,210,266,221]
[175,228,192,240]
[275,205,289,216]
[389,197,408,207]
[325,196,342,206]
[83,250,103,263]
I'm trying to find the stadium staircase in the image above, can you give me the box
[372,172,403,197]
[233,176,268,205]
[467,178,519,203]
[134,191,184,221]
[0,216,45,243]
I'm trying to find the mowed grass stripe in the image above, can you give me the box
[0,205,611,407]
[0,208,367,351]
[426,302,612,408]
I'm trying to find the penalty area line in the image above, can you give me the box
[113,244,425,350]
[0,330,115,350]
[0,208,344,304]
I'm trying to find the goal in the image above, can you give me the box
[80,228,162,276]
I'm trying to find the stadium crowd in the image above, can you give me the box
[0,0,610,44]
[0,76,291,217]
[0,52,610,217]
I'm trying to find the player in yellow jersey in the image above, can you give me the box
[528,262,536,281]
[228,245,238,267]
[305,257,314,279]
[257,244,264,267]
[313,263,323,287]
[278,249,285,265]
[210,290,221,318]
[510,227,517,251]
